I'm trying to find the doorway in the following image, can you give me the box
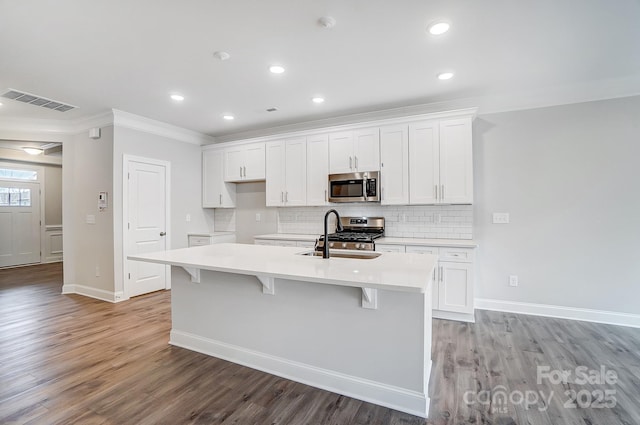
[123,156,171,297]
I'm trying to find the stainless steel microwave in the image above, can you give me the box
[328,171,380,203]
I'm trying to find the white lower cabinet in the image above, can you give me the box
[188,233,236,247]
[375,244,406,253]
[404,244,475,322]
[254,238,315,248]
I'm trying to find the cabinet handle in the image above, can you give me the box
[349,156,353,169]
[441,184,445,200]
[435,185,438,200]
[281,191,284,202]
[219,194,222,205]
[325,189,327,202]
[240,166,243,177]
[440,266,443,282]
[355,156,358,169]
[244,166,247,177]
[285,191,288,202]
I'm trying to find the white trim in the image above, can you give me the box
[170,330,429,418]
[62,284,126,303]
[44,225,63,263]
[476,298,640,329]
[209,108,479,145]
[122,155,172,299]
[0,111,114,135]
[433,309,475,323]
[113,109,214,145]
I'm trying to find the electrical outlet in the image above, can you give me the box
[493,213,510,224]
[255,213,261,222]
[186,214,191,222]
[509,275,518,287]
[95,265,101,277]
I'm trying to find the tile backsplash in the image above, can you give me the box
[275,205,473,239]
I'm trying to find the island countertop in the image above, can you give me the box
[128,243,436,293]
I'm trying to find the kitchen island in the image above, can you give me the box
[129,243,436,418]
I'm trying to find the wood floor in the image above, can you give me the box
[1,264,639,424]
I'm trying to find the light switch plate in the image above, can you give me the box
[86,214,96,224]
[493,213,510,224]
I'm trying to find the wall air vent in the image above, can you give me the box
[266,107,278,112]
[1,89,77,112]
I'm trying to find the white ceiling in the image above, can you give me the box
[1,0,639,138]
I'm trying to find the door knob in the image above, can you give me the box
[160,232,166,236]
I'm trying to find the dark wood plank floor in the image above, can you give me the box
[1,264,639,424]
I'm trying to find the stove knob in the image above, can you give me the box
[329,242,334,248]
[357,244,363,249]
[342,243,347,248]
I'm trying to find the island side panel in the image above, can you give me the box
[169,268,430,414]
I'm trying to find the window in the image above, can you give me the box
[0,187,31,207]
[0,167,38,180]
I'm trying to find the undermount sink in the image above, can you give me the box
[299,251,381,260]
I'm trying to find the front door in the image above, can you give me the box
[126,159,168,297]
[0,181,41,267]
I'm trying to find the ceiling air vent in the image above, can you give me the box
[266,107,278,112]
[1,89,77,112]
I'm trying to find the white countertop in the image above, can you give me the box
[129,243,436,293]
[254,233,477,248]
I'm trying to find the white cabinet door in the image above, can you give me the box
[224,143,265,182]
[244,143,266,180]
[438,261,474,314]
[306,134,329,206]
[203,149,236,208]
[224,147,245,182]
[265,141,285,206]
[284,138,307,206]
[329,131,354,173]
[439,118,473,204]
[406,245,440,309]
[353,128,380,171]
[409,121,440,204]
[380,125,409,205]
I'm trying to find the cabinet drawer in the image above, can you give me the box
[188,236,211,247]
[376,244,406,253]
[439,247,474,263]
[405,245,439,256]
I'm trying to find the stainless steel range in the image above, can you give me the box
[317,216,384,252]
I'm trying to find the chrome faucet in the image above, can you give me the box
[323,209,343,258]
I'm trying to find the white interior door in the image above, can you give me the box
[127,160,169,297]
[0,181,41,267]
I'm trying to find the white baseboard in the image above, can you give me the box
[476,298,640,329]
[170,330,429,418]
[433,309,475,323]
[61,284,127,303]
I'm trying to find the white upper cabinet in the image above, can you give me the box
[409,121,440,204]
[202,149,236,208]
[224,142,266,182]
[439,118,473,204]
[306,134,329,206]
[380,125,409,205]
[329,127,380,173]
[409,116,473,205]
[265,138,307,207]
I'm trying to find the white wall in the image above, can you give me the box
[112,125,214,295]
[64,126,115,292]
[473,96,640,315]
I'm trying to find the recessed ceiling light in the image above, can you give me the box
[428,21,450,35]
[437,72,454,80]
[23,147,43,155]
[213,51,231,61]
[170,94,185,101]
[269,65,285,74]
[223,115,235,120]
[312,97,325,104]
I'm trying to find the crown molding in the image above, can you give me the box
[112,109,215,145]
